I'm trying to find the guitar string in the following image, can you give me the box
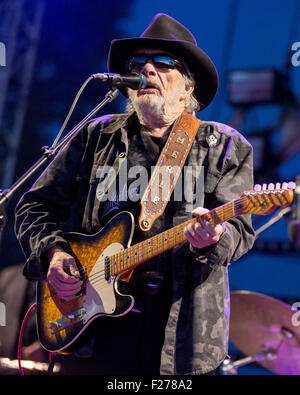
[39,194,268,302]
[55,199,250,292]
[51,198,248,293]
[39,191,290,303]
[79,198,249,280]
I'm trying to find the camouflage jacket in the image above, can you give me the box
[15,112,255,374]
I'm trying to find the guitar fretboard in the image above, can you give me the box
[109,197,245,276]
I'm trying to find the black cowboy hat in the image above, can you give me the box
[108,13,218,111]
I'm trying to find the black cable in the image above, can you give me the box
[48,352,57,375]
[51,76,94,148]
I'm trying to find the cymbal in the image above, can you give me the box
[230,290,300,375]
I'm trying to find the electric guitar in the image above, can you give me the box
[36,184,294,352]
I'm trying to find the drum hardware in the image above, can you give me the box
[221,349,276,375]
[224,291,300,375]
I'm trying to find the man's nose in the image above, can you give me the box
[141,60,157,76]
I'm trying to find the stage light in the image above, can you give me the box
[227,69,289,106]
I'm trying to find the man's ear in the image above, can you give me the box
[186,84,194,98]
[180,83,194,102]
[181,71,195,100]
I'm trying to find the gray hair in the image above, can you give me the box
[182,72,201,114]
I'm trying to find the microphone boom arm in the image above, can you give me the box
[0,84,119,231]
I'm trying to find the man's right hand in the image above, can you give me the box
[46,246,82,301]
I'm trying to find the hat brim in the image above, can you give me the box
[108,37,218,111]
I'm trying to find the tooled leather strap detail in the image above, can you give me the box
[138,111,201,231]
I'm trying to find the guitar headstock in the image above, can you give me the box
[240,182,295,215]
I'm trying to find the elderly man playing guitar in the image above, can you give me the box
[16,14,257,375]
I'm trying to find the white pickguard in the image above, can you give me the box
[82,242,124,323]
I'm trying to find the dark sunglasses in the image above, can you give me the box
[126,53,184,73]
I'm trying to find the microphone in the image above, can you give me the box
[92,72,147,90]
[288,174,300,246]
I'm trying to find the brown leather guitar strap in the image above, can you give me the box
[138,111,201,231]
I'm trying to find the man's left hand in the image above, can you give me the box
[184,207,224,249]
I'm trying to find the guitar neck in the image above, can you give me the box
[110,198,244,276]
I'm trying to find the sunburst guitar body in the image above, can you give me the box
[37,211,135,353]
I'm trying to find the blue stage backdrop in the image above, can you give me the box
[0,0,299,375]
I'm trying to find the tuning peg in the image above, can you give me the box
[254,184,262,191]
[282,182,288,189]
[288,181,296,189]
[275,182,281,189]
[268,183,275,190]
[262,183,267,190]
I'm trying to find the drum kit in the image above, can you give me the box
[221,290,300,375]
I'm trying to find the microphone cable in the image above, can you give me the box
[51,75,94,148]
[17,302,57,375]
[17,302,37,375]
[16,76,95,375]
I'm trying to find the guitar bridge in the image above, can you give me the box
[48,307,87,334]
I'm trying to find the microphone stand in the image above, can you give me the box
[255,206,292,239]
[0,87,119,232]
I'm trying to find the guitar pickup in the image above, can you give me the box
[104,256,110,281]
[48,307,87,334]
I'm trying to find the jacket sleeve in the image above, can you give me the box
[190,128,256,267]
[14,121,94,281]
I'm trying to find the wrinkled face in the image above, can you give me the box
[127,48,194,126]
